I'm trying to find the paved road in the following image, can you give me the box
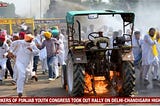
[0,71,68,97]
[1,66,160,97]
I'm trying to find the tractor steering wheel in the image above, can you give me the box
[88,32,109,41]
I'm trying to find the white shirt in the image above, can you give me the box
[0,42,9,59]
[132,36,142,60]
[9,40,39,67]
[141,34,155,65]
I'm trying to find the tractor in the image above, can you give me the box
[61,10,135,97]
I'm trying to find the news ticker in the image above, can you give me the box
[1,97,160,104]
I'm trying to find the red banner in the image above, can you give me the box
[0,97,160,104]
[0,3,7,7]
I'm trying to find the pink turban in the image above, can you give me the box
[19,32,26,39]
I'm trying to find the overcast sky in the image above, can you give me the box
[0,0,50,18]
[1,0,29,16]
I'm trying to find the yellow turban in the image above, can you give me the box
[44,31,51,39]
[24,34,34,42]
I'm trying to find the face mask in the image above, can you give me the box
[0,42,3,47]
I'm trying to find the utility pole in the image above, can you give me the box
[30,0,31,17]
[40,0,42,18]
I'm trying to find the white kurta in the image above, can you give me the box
[33,35,41,56]
[34,35,48,71]
[141,34,159,80]
[132,36,143,65]
[26,57,35,82]
[39,47,48,71]
[141,34,155,66]
[10,40,20,82]
[58,34,65,65]
[0,42,9,80]
[9,40,39,93]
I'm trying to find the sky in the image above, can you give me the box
[1,0,160,32]
[0,0,50,18]
[1,0,110,18]
[1,0,29,16]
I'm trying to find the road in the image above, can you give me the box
[135,66,160,97]
[1,66,160,97]
[0,70,68,97]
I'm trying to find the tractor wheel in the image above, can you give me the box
[66,54,85,97]
[61,65,67,89]
[119,61,135,96]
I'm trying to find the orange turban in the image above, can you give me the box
[24,34,34,42]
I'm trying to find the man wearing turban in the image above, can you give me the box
[141,28,160,87]
[19,31,26,40]
[41,31,59,81]
[52,29,66,80]
[8,34,39,97]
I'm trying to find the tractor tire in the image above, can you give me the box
[119,61,135,96]
[66,54,85,97]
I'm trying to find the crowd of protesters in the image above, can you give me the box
[1,22,160,97]
[0,24,66,97]
[132,28,160,90]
